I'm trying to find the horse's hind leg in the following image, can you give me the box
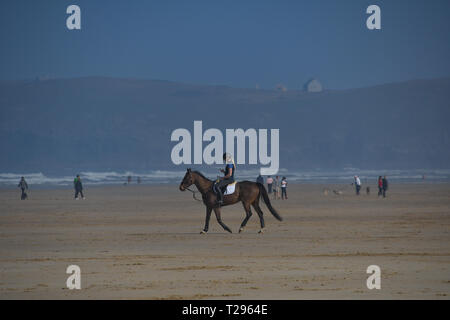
[213,207,232,233]
[252,201,266,233]
[239,202,253,233]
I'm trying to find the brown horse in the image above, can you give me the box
[179,168,283,234]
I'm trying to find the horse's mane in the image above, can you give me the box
[192,170,213,182]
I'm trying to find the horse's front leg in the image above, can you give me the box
[200,207,212,234]
[213,207,232,233]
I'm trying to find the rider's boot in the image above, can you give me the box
[217,190,223,205]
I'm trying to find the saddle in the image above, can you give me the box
[223,182,237,195]
[213,181,237,196]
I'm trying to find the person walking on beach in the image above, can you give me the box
[74,175,85,200]
[256,174,264,185]
[281,177,288,199]
[267,176,273,194]
[377,176,383,197]
[382,176,389,198]
[17,177,28,200]
[273,176,280,200]
[354,175,361,195]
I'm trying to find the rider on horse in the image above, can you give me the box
[215,152,235,205]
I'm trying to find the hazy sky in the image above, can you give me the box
[1,0,449,89]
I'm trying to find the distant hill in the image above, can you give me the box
[1,77,449,173]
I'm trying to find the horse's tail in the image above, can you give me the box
[257,183,283,221]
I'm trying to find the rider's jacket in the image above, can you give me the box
[224,163,235,182]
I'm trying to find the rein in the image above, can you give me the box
[186,186,203,202]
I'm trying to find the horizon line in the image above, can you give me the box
[1,75,449,92]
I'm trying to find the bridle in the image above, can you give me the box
[181,173,203,202]
[185,185,203,202]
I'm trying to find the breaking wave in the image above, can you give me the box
[1,168,449,187]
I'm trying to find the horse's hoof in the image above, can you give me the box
[200,230,207,234]
[239,227,244,233]
[258,228,265,234]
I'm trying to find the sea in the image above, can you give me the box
[1,168,450,188]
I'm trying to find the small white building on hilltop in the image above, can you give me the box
[304,78,323,92]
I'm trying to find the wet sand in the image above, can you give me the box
[0,183,449,299]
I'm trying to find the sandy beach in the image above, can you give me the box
[0,182,449,299]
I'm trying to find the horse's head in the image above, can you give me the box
[179,168,194,191]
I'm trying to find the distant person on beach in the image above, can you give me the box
[127,175,132,184]
[366,186,370,195]
[354,175,361,195]
[267,176,273,194]
[256,174,264,185]
[377,176,383,196]
[281,177,288,199]
[382,176,389,198]
[137,177,141,184]
[74,175,85,200]
[17,177,28,200]
[273,176,280,200]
